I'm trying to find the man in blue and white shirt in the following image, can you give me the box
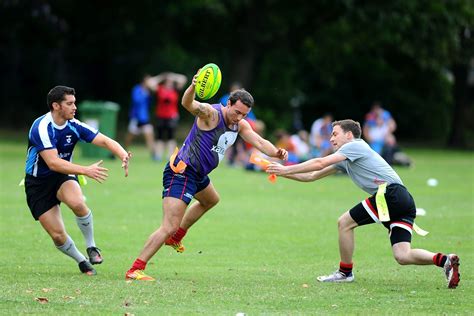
[25,85,131,276]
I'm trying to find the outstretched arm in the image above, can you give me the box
[92,133,132,177]
[266,152,345,176]
[181,71,219,127]
[40,149,109,183]
[239,119,288,160]
[282,165,338,182]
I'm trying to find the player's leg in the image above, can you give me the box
[154,119,165,161]
[387,184,460,288]
[126,197,187,281]
[165,182,219,252]
[125,119,138,149]
[142,123,155,157]
[165,118,177,159]
[338,211,358,265]
[317,211,358,283]
[38,206,95,275]
[125,132,135,149]
[57,179,102,264]
[317,200,376,283]
[391,242,435,265]
[391,229,460,288]
[182,182,220,230]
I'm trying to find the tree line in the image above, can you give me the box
[1,0,472,147]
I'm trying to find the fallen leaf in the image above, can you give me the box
[25,289,33,294]
[63,295,75,300]
[35,297,49,304]
[302,284,309,288]
[42,288,54,293]
[75,289,81,295]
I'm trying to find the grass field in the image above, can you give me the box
[0,135,473,315]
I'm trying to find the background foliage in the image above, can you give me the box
[1,0,473,146]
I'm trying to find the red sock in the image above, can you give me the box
[339,261,353,276]
[129,258,147,272]
[171,227,187,242]
[432,253,447,267]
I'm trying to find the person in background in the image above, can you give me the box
[363,102,411,166]
[310,113,334,158]
[151,72,187,161]
[363,101,396,155]
[274,129,298,165]
[25,86,131,276]
[125,74,155,158]
[290,130,311,162]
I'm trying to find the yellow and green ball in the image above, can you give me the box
[195,63,222,100]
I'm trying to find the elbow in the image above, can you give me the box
[47,160,62,173]
[181,99,192,109]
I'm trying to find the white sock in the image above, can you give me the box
[76,210,96,248]
[56,235,87,263]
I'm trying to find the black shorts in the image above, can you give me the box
[155,117,179,141]
[349,183,417,245]
[25,173,78,220]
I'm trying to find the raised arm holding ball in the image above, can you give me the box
[125,66,288,281]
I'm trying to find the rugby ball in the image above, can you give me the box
[195,63,222,100]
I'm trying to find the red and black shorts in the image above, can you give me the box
[25,173,77,220]
[349,183,417,245]
[155,117,179,141]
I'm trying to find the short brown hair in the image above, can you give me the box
[229,89,254,108]
[47,86,75,110]
[332,119,361,138]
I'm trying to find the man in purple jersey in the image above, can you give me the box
[126,69,288,281]
[25,86,131,276]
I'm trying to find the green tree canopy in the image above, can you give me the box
[1,0,472,146]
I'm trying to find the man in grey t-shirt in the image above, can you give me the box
[267,119,460,289]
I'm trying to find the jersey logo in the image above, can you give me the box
[64,135,73,146]
[211,131,238,161]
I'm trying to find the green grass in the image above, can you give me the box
[0,135,473,315]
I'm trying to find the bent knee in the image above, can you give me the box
[337,213,354,230]
[67,200,88,215]
[202,195,220,209]
[393,253,410,265]
[161,221,181,236]
[50,231,68,246]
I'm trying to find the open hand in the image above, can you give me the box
[266,162,287,176]
[122,151,132,177]
[85,160,109,183]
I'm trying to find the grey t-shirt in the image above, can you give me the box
[334,139,403,195]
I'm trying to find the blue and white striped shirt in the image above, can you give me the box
[25,112,98,177]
